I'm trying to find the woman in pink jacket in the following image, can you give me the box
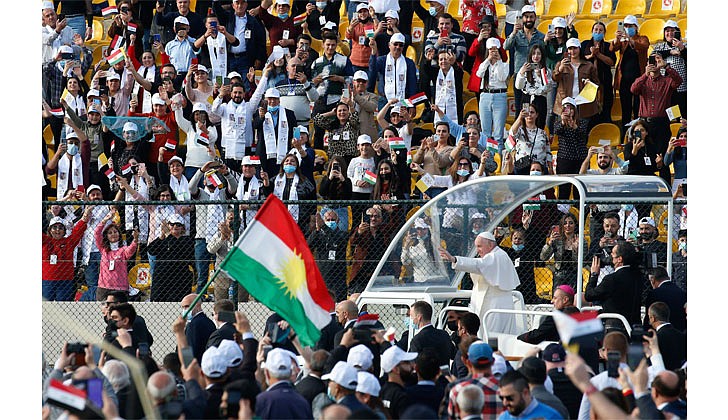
[95,208,138,301]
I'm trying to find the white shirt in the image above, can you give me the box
[42,24,75,64]
[476,59,509,90]
[231,14,248,53]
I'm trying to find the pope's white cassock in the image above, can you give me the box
[451,239,520,335]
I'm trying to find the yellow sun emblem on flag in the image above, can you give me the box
[276,249,306,299]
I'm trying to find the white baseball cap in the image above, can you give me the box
[565,38,581,48]
[151,93,166,106]
[65,125,79,139]
[59,45,74,55]
[385,10,399,20]
[227,71,242,80]
[123,122,138,132]
[174,16,190,26]
[296,125,309,135]
[265,88,281,98]
[218,339,244,368]
[265,348,293,376]
[639,216,656,227]
[353,70,369,81]
[414,218,430,230]
[347,345,373,371]
[192,102,208,113]
[107,72,121,81]
[429,0,447,7]
[277,0,291,5]
[322,361,358,390]
[356,3,369,12]
[195,65,209,73]
[323,21,337,30]
[624,15,638,25]
[241,156,261,165]
[201,346,228,378]
[477,231,496,242]
[664,20,679,30]
[167,213,185,225]
[86,89,100,98]
[521,5,536,14]
[390,33,406,44]
[357,134,372,145]
[48,216,66,229]
[390,105,402,115]
[486,38,501,49]
[381,346,417,373]
[87,184,102,194]
[561,97,577,108]
[168,156,184,166]
[356,372,381,397]
[552,17,567,29]
[42,1,54,10]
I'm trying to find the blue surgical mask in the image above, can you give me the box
[472,228,483,236]
[283,164,296,174]
[327,386,336,402]
[279,13,289,20]
[456,169,470,177]
[404,317,415,330]
[325,221,338,230]
[428,6,437,16]
[678,241,687,251]
[268,105,279,113]
[626,27,636,37]
[182,309,192,321]
[67,143,79,156]
[592,32,604,42]
[529,170,541,176]
[622,204,634,212]
[512,243,525,252]
[316,1,327,8]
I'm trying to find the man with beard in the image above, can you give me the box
[380,346,418,419]
[211,64,269,172]
[503,5,545,109]
[446,341,503,419]
[102,291,154,349]
[497,370,561,420]
[580,145,627,240]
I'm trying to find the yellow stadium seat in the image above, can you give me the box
[406,206,421,221]
[464,97,478,115]
[588,123,621,147]
[582,268,591,290]
[605,19,622,42]
[534,0,545,16]
[537,20,550,35]
[542,0,579,19]
[639,18,666,44]
[405,45,417,62]
[611,92,622,122]
[447,0,462,17]
[534,267,554,300]
[550,134,559,152]
[573,19,597,42]
[493,152,502,175]
[44,125,54,146]
[670,123,682,137]
[89,18,107,45]
[676,18,687,40]
[612,0,646,18]
[576,0,612,19]
[645,0,680,19]
[495,2,506,17]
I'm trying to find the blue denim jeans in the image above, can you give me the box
[80,251,101,301]
[479,92,508,153]
[195,239,213,291]
[66,15,86,38]
[228,54,251,76]
[42,280,75,301]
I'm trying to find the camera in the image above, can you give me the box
[67,342,87,354]
[332,163,341,172]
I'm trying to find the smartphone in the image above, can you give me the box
[409,227,417,237]
[648,55,656,66]
[218,311,236,324]
[634,129,642,140]
[487,337,499,352]
[332,163,341,172]
[617,21,624,31]
[496,226,509,238]
[223,77,231,86]
[67,342,86,366]
[293,126,301,140]
[441,28,449,38]
[681,183,687,195]
[295,64,304,74]
[521,103,530,112]
[552,225,560,235]
[61,135,68,146]
[191,57,198,65]
[87,378,104,408]
[548,24,554,32]
[607,350,620,378]
[215,75,223,86]
[674,30,681,40]
[210,21,218,29]
[180,346,194,367]
[627,344,644,370]
[138,342,150,358]
[93,98,102,106]
[58,13,65,21]
[153,34,161,43]
[342,87,350,98]
[440,364,451,377]
[263,344,273,359]
[76,185,85,193]
[363,213,371,224]
[593,146,604,154]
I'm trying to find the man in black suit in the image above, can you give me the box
[180,293,216,363]
[585,241,643,326]
[651,370,687,419]
[102,291,153,349]
[518,285,577,344]
[643,267,687,331]
[252,88,299,177]
[407,301,455,368]
[333,299,359,348]
[647,302,687,370]
[295,349,329,405]
[315,312,343,352]
[401,348,446,414]
[206,299,238,349]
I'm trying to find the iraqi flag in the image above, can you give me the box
[110,139,115,153]
[102,6,118,17]
[206,171,225,189]
[165,138,177,151]
[49,108,65,117]
[218,195,335,346]
[486,137,498,154]
[121,163,132,175]
[553,310,604,351]
[540,67,549,87]
[127,22,138,33]
[109,34,125,52]
[196,132,210,146]
[363,170,377,185]
[408,92,428,106]
[46,379,87,412]
[105,167,116,180]
[107,48,125,66]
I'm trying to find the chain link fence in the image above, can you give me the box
[42,197,687,359]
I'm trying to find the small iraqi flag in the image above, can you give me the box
[363,170,377,185]
[109,34,125,51]
[102,6,118,17]
[164,138,178,151]
[127,22,138,33]
[49,108,65,117]
[105,167,116,180]
[47,378,87,412]
[196,132,210,146]
[540,67,549,87]
[408,92,428,105]
[121,163,132,175]
[110,139,116,153]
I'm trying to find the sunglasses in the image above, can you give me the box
[392,42,404,47]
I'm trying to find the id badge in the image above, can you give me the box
[333,134,341,141]
[50,254,58,265]
[244,29,251,39]
[109,259,115,271]
[320,16,327,26]
[514,257,520,268]
[556,47,563,54]
[644,156,652,166]
[359,36,366,45]
[282,30,290,40]
[328,250,336,260]
[343,131,350,140]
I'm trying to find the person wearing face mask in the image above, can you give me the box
[146,213,196,302]
[380,346,418,419]
[179,293,217,368]
[252,88,297,178]
[249,0,302,54]
[108,0,145,60]
[581,22,616,126]
[306,0,344,41]
[154,0,206,40]
[401,218,447,283]
[42,208,93,301]
[95,208,139,301]
[264,153,317,230]
[346,4,376,72]
[163,16,201,74]
[504,227,540,304]
[371,159,406,225]
[308,210,349,302]
[652,20,687,118]
[611,15,649,135]
[412,0,461,36]
[553,97,589,200]
[46,124,90,201]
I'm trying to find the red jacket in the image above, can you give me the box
[467,36,507,93]
[128,111,179,163]
[42,220,87,281]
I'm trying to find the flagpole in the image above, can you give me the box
[182,196,272,319]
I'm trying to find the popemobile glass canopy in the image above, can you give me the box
[364,175,672,306]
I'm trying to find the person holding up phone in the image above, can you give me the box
[652,20,687,117]
[539,212,588,287]
[95,208,139,301]
[107,0,145,60]
[611,15,649,135]
[664,127,687,193]
[349,206,401,294]
[41,3,75,65]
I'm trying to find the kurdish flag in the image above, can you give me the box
[293,12,308,26]
[365,27,375,38]
[218,195,335,346]
[102,6,118,17]
[363,170,377,185]
[388,137,406,149]
[505,134,517,153]
[107,48,125,66]
[522,196,541,211]
[486,137,498,154]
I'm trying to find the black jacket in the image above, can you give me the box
[295,375,326,405]
[656,323,687,370]
[206,322,237,349]
[643,281,687,331]
[407,325,455,368]
[584,265,643,325]
[212,4,267,68]
[252,107,298,177]
[186,311,217,362]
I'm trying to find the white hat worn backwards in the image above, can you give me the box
[174,16,190,26]
[356,372,381,396]
[624,15,638,26]
[347,345,374,370]
[265,348,293,376]
[639,216,656,227]
[486,38,501,49]
[552,17,567,29]
[385,10,399,20]
[353,70,369,81]
[477,231,496,242]
[322,361,358,390]
[565,38,581,48]
[65,125,79,139]
[107,72,121,81]
[390,33,406,44]
[218,339,244,367]
[381,346,417,373]
[265,88,281,98]
[201,346,228,378]
[562,97,577,108]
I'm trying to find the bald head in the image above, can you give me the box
[148,371,177,402]
[321,404,352,420]
[652,370,681,402]
[181,293,202,315]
